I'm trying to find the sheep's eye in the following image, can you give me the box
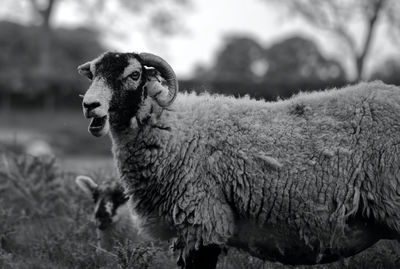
[129,71,140,81]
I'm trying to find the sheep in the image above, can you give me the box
[75,175,175,252]
[75,175,144,251]
[78,51,400,269]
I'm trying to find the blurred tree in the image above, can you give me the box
[26,0,58,108]
[263,0,400,82]
[203,35,345,84]
[0,0,189,110]
[370,57,400,83]
[265,36,346,82]
[208,36,267,82]
[0,0,189,35]
[28,0,57,29]
[0,21,104,110]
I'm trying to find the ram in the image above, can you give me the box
[78,51,400,269]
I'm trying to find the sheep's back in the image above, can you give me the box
[171,82,400,244]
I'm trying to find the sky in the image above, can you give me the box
[47,0,400,78]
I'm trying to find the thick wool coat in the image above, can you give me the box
[109,81,400,264]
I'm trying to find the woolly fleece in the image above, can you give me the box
[109,81,400,264]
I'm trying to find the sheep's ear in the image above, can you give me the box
[77,61,93,80]
[144,68,170,105]
[75,175,98,196]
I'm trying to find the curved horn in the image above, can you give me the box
[140,53,178,107]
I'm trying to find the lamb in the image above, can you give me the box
[78,51,400,269]
[76,175,175,252]
[75,175,145,251]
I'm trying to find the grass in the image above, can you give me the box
[0,152,177,269]
[1,151,400,268]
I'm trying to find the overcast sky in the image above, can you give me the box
[51,0,399,79]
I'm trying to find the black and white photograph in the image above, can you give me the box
[1,0,400,268]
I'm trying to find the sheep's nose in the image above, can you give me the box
[83,101,101,111]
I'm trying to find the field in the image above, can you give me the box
[1,110,400,268]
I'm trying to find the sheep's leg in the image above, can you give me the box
[182,244,221,269]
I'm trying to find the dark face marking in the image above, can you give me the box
[95,53,133,84]
[93,183,129,230]
[90,52,148,129]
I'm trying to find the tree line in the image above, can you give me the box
[1,0,400,110]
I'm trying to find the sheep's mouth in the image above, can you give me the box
[88,116,107,137]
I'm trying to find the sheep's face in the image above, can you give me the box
[76,176,129,230]
[78,52,145,137]
[78,51,178,137]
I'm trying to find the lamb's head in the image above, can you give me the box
[77,52,178,137]
[75,175,129,230]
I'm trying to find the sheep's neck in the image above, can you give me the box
[108,114,173,215]
[108,108,136,132]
